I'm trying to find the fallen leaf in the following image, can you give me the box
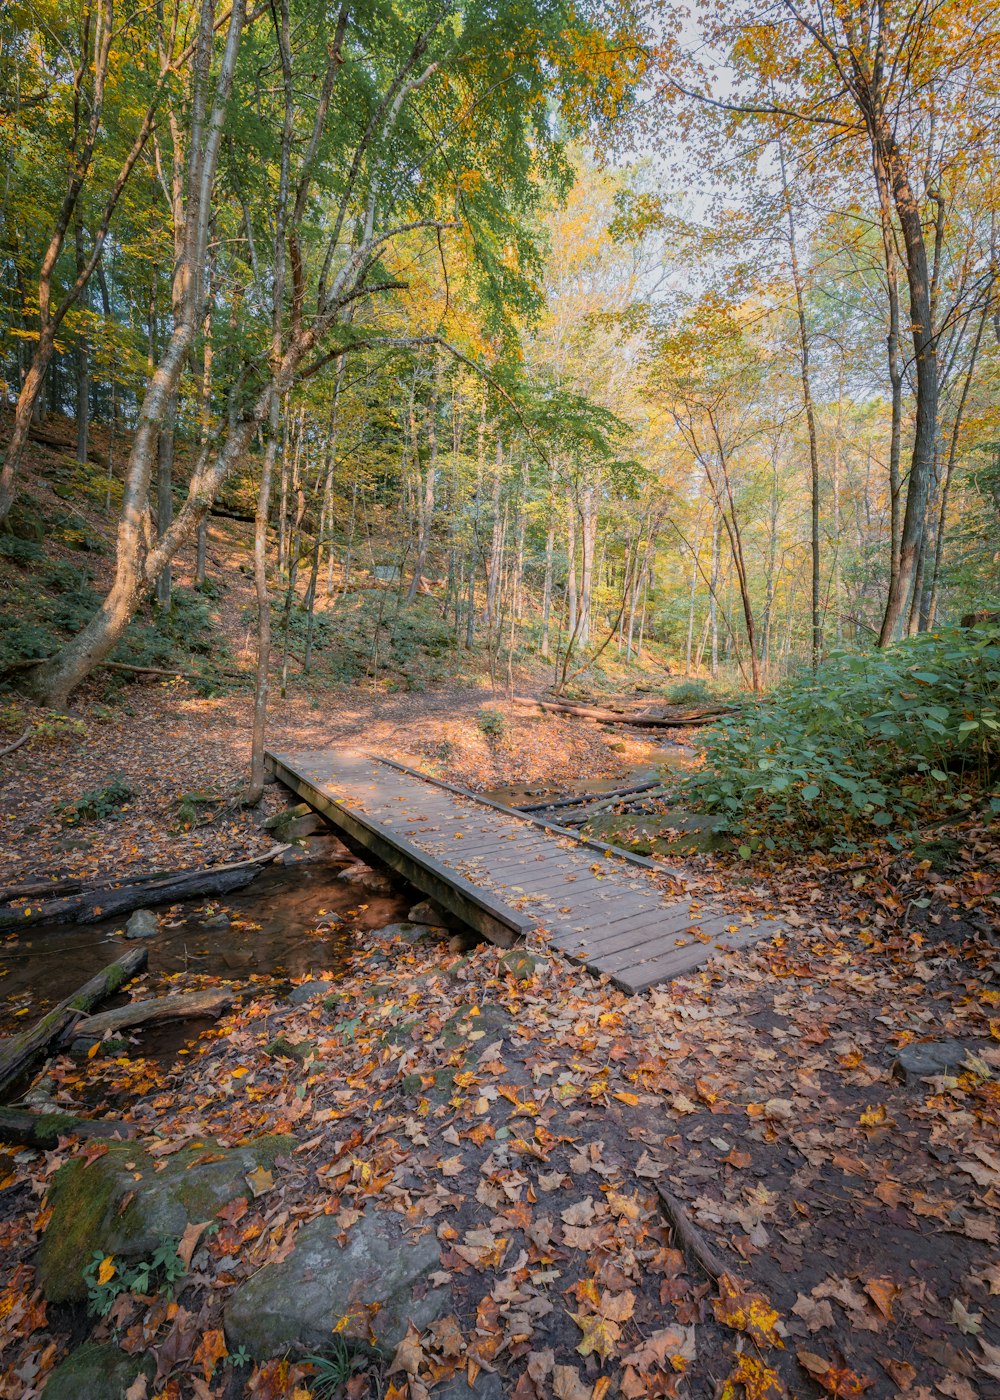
[796,1349,873,1396]
[177,1220,212,1269]
[245,1165,274,1197]
[193,1328,227,1382]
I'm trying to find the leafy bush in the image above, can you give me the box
[0,534,44,565]
[663,678,719,707]
[54,776,135,827]
[477,707,506,739]
[683,624,1000,852]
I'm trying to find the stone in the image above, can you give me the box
[224,1210,448,1360]
[287,978,336,1005]
[408,899,460,930]
[434,1374,506,1400]
[264,802,313,834]
[892,1039,981,1084]
[499,949,536,981]
[264,1036,315,1062]
[43,1343,154,1400]
[338,864,395,896]
[38,1134,294,1302]
[125,908,159,939]
[203,912,231,928]
[378,921,441,945]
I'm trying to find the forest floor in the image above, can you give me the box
[0,683,998,1400]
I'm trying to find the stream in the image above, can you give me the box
[0,850,414,1067]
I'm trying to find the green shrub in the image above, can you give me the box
[54,776,135,827]
[663,678,719,707]
[477,707,506,739]
[683,623,1000,852]
[0,534,44,564]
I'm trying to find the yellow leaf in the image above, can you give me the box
[245,1165,274,1197]
[571,1309,621,1361]
[97,1256,116,1286]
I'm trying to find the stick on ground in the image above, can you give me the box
[656,1183,730,1281]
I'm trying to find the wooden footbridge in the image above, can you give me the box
[264,748,780,995]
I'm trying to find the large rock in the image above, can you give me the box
[224,1210,447,1360]
[43,1343,153,1399]
[39,1134,294,1302]
[125,909,159,939]
[891,1039,981,1084]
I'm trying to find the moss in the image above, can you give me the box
[39,1134,295,1302]
[265,1036,315,1062]
[44,1343,154,1400]
[35,1112,84,1143]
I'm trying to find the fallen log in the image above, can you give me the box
[511,696,734,728]
[0,947,147,1100]
[0,847,287,932]
[0,1106,137,1149]
[69,988,235,1043]
[518,779,660,813]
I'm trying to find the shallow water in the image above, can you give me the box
[0,849,413,1062]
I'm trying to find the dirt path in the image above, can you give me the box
[0,681,668,887]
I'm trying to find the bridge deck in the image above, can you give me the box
[265,747,779,995]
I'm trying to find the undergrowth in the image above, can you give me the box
[683,622,1000,854]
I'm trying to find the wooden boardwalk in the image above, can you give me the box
[265,748,780,995]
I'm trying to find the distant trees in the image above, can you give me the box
[656,0,1000,647]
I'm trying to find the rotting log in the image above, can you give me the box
[518,779,660,813]
[0,847,287,932]
[0,947,147,1100]
[69,988,235,1043]
[511,696,734,728]
[0,1106,137,1148]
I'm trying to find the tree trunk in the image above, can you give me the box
[246,398,279,805]
[876,130,939,645]
[781,150,822,666]
[23,0,249,708]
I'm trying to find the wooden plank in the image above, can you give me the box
[609,930,766,993]
[266,753,533,949]
[373,755,684,878]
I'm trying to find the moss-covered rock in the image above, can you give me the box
[500,949,537,981]
[38,1134,295,1302]
[43,1343,154,1399]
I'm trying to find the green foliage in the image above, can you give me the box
[0,534,44,564]
[83,1238,188,1318]
[172,788,223,832]
[54,776,135,827]
[303,1338,361,1398]
[683,624,1000,852]
[663,679,718,707]
[477,708,507,739]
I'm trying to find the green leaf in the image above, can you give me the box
[801,784,820,801]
